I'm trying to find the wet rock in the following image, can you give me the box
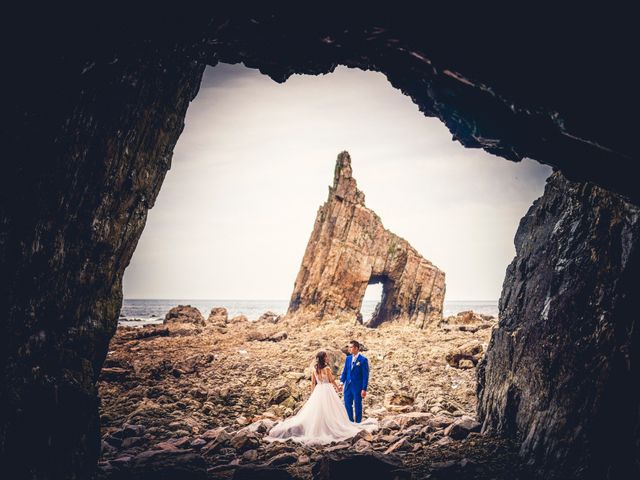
[164,305,205,327]
[392,412,433,428]
[353,438,373,452]
[266,452,298,466]
[230,430,260,452]
[458,359,474,369]
[172,353,214,375]
[384,437,410,454]
[268,386,291,405]
[101,367,129,382]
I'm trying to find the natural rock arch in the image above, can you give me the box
[3,6,638,479]
[287,151,446,329]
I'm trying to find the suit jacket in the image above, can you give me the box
[340,353,369,392]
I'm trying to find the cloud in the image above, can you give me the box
[123,63,552,301]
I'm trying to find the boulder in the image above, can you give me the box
[257,311,281,323]
[207,307,228,325]
[445,340,484,368]
[164,305,205,326]
[443,416,481,440]
[229,314,248,324]
[384,392,414,409]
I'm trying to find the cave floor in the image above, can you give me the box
[97,312,533,478]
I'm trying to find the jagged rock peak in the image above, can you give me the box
[287,151,446,329]
[330,151,365,205]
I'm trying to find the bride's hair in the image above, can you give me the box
[315,351,327,376]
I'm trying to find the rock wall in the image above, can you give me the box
[287,152,445,328]
[1,46,205,478]
[477,172,640,479]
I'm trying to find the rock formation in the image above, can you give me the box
[164,305,206,326]
[287,151,445,328]
[477,172,640,479]
[3,6,638,479]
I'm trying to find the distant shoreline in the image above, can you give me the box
[118,299,499,327]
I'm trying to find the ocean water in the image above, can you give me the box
[119,299,498,327]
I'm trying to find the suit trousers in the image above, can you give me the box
[344,386,363,423]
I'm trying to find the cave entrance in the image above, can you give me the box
[104,62,549,462]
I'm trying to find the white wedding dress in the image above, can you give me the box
[264,368,378,445]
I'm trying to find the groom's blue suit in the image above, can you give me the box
[340,353,369,423]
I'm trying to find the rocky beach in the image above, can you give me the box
[97,306,533,479]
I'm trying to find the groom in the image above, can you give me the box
[339,339,369,423]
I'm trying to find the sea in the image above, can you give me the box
[119,299,498,327]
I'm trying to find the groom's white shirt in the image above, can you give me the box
[350,352,359,370]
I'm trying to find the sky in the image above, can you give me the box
[122,62,552,302]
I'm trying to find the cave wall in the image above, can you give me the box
[477,172,640,479]
[1,42,205,477]
[2,6,637,479]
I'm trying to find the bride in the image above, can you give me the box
[265,351,378,445]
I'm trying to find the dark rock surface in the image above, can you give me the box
[478,172,640,478]
[2,5,638,479]
[311,452,410,479]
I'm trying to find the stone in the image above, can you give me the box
[5,11,637,479]
[268,387,291,405]
[267,331,288,342]
[164,305,205,326]
[443,416,481,439]
[207,307,228,325]
[229,314,248,324]
[286,151,445,329]
[445,340,483,368]
[478,171,640,478]
[459,359,474,369]
[257,311,281,323]
[172,353,214,375]
[384,437,410,454]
